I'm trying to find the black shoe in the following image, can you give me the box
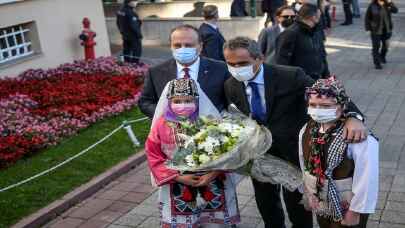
[375,64,383,69]
[341,22,353,26]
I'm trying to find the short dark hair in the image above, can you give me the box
[298,3,319,19]
[169,24,201,43]
[223,37,262,59]
[203,5,218,20]
[275,5,294,17]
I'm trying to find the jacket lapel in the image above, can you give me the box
[232,79,251,116]
[263,65,276,122]
[197,57,209,85]
[165,59,178,81]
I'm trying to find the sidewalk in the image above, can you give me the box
[46,8,405,228]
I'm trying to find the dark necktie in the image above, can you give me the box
[183,68,190,79]
[248,81,266,123]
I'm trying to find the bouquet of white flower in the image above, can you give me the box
[166,109,303,191]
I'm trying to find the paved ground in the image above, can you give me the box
[45,6,405,228]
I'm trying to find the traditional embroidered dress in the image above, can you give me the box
[145,78,240,228]
[298,120,379,228]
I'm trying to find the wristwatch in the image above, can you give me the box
[346,112,365,122]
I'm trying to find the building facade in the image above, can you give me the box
[0,0,111,78]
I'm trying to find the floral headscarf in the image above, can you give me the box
[305,76,350,111]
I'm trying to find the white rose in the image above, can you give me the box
[198,154,211,164]
[185,154,196,167]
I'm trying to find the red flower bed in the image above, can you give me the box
[0,57,148,167]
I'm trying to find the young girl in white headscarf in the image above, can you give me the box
[145,78,240,228]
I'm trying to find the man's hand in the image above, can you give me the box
[343,118,367,143]
[175,174,200,186]
[341,210,360,226]
[194,171,221,187]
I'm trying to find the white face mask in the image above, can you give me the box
[172,47,199,65]
[227,65,256,82]
[307,107,338,123]
[128,1,138,8]
[295,3,303,12]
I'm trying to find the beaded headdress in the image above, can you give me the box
[167,78,199,99]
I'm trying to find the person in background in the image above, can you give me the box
[275,4,330,80]
[300,77,379,228]
[258,5,296,64]
[352,0,361,18]
[341,0,353,25]
[262,0,287,27]
[116,0,143,63]
[230,0,248,17]
[199,5,226,61]
[365,0,398,69]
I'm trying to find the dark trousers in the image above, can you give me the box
[371,32,391,66]
[342,0,353,23]
[317,214,369,228]
[252,179,313,228]
[123,39,142,63]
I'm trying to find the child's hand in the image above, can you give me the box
[341,210,360,226]
[175,174,200,186]
[194,171,220,187]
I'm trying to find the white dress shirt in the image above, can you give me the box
[243,64,267,113]
[176,57,200,81]
[298,125,379,214]
[205,22,218,30]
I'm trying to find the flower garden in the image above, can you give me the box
[0,57,147,168]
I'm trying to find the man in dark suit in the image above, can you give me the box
[223,37,367,228]
[199,5,226,61]
[138,24,230,118]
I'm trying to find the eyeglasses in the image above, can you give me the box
[280,15,296,19]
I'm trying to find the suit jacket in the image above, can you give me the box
[224,64,362,166]
[199,23,226,61]
[139,57,230,118]
[257,25,281,65]
[225,64,313,165]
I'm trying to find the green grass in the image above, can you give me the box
[0,107,150,228]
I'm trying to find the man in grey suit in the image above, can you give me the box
[138,24,230,118]
[258,5,296,64]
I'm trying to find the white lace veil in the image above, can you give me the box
[151,79,221,129]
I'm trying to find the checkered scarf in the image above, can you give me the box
[325,125,348,222]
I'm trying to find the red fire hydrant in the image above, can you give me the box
[79,18,96,60]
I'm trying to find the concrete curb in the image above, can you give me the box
[12,151,146,228]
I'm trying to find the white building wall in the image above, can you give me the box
[0,0,111,78]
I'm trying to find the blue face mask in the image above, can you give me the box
[172,47,198,64]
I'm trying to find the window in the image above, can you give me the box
[0,23,35,64]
